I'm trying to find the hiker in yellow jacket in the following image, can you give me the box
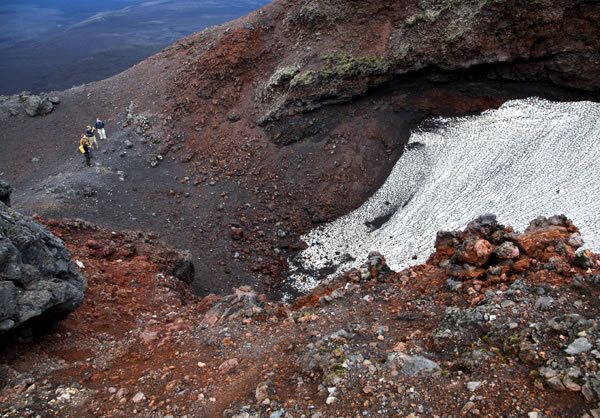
[79,135,92,166]
[85,125,98,149]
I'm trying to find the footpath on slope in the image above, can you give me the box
[0,214,599,417]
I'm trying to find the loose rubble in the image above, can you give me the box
[1,214,599,416]
[0,185,86,334]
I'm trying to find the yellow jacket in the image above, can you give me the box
[79,137,90,154]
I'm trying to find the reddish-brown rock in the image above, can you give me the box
[516,226,571,258]
[458,239,493,267]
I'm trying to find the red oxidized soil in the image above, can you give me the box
[1,216,599,417]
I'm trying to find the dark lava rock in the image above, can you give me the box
[573,249,595,269]
[0,201,86,333]
[202,286,264,326]
[0,180,12,206]
[39,98,54,115]
[231,226,244,241]
[23,95,42,116]
[465,214,500,236]
[495,241,520,260]
[227,113,241,122]
[168,251,195,284]
[22,95,54,117]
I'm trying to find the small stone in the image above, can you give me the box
[582,381,595,401]
[466,381,482,392]
[326,396,336,405]
[255,381,273,403]
[387,352,439,376]
[125,140,133,148]
[297,313,318,323]
[39,98,54,114]
[534,296,554,311]
[545,376,565,391]
[562,375,581,391]
[140,329,158,345]
[461,401,476,415]
[227,113,241,122]
[131,392,146,403]
[231,226,243,240]
[269,410,286,418]
[495,241,520,260]
[197,362,206,368]
[538,367,558,379]
[458,239,492,267]
[567,233,584,248]
[565,337,592,355]
[218,358,239,373]
[447,278,462,292]
[573,250,595,269]
[24,95,42,116]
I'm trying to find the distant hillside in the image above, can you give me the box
[0,0,270,94]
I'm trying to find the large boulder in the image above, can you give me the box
[22,94,54,117]
[0,195,86,333]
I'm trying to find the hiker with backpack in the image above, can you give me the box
[85,125,97,149]
[95,118,107,140]
[79,135,92,166]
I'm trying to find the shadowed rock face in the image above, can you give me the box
[0,181,11,207]
[0,188,86,333]
[250,0,600,124]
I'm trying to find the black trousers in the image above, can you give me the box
[83,152,91,166]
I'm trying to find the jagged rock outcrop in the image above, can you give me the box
[432,214,584,284]
[0,189,86,333]
[19,93,56,117]
[251,0,600,124]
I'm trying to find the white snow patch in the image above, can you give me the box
[288,98,600,292]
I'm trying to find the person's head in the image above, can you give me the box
[87,125,92,130]
[96,118,101,121]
